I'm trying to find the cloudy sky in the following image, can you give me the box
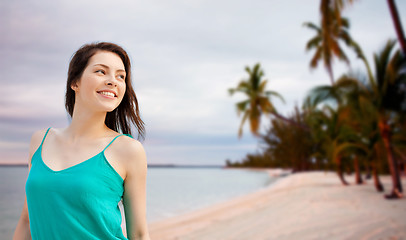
[1,0,405,165]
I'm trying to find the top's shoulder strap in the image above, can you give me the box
[102,134,125,152]
[124,134,134,139]
[40,128,51,147]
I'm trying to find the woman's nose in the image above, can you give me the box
[105,76,117,87]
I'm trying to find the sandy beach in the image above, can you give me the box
[149,171,406,240]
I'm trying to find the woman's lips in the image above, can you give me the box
[97,91,117,98]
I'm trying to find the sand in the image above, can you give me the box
[148,171,406,240]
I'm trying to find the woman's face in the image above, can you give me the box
[72,50,126,113]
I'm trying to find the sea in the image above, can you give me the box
[0,166,275,239]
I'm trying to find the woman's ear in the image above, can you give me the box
[71,82,78,91]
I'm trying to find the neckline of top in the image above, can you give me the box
[38,127,127,175]
[39,146,103,173]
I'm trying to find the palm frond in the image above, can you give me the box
[258,96,275,115]
[302,22,321,33]
[236,99,250,116]
[238,110,250,138]
[309,85,340,106]
[310,47,323,68]
[258,79,268,93]
[305,36,322,51]
[375,39,397,89]
[264,90,285,103]
[338,46,350,64]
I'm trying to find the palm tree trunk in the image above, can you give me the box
[354,155,363,184]
[327,64,335,85]
[320,0,335,85]
[387,0,406,54]
[378,119,403,198]
[372,163,385,192]
[336,155,349,185]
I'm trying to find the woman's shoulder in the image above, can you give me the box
[27,128,52,166]
[112,134,147,166]
[30,128,50,149]
[30,127,61,146]
[114,134,144,155]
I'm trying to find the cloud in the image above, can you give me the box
[1,0,405,165]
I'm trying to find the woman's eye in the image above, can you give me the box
[118,75,125,80]
[95,69,105,74]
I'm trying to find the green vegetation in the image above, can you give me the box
[227,0,406,199]
[228,63,285,138]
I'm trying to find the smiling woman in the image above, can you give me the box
[65,42,144,136]
[71,51,127,115]
[12,42,150,240]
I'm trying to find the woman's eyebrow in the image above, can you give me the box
[93,63,126,72]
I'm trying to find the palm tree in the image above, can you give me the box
[320,0,406,54]
[319,0,357,28]
[228,63,284,138]
[364,39,405,198]
[306,78,380,186]
[303,16,358,85]
[313,40,406,197]
[304,86,357,185]
[319,106,351,185]
[345,77,386,190]
[386,0,406,53]
[348,40,406,198]
[304,0,357,85]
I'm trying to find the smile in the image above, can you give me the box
[97,91,117,98]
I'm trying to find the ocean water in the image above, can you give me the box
[0,166,274,239]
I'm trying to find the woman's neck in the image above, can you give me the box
[66,107,110,141]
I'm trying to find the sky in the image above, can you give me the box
[0,0,405,166]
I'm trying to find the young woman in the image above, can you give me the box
[13,42,150,240]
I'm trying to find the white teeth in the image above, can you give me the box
[99,91,115,97]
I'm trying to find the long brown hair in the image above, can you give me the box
[65,42,145,141]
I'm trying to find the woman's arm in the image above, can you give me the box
[13,129,46,240]
[13,198,31,240]
[122,139,150,240]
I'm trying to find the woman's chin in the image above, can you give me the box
[106,109,117,113]
[94,105,119,113]
[106,105,121,113]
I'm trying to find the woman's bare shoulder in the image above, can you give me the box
[30,129,49,150]
[27,128,50,166]
[114,136,147,170]
[116,135,145,156]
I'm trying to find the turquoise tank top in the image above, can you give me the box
[26,128,132,240]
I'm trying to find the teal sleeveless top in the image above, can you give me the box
[26,128,132,240]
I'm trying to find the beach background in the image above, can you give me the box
[2,0,406,239]
[3,166,405,239]
[148,171,406,240]
[0,165,275,239]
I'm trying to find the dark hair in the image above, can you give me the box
[65,42,145,141]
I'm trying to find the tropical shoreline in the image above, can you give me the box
[148,171,406,240]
